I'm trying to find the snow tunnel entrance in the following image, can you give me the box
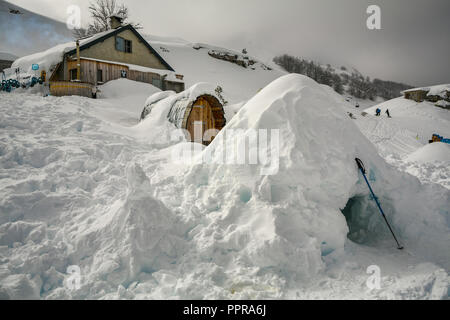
[340,195,396,246]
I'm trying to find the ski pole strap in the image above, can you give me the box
[355,158,366,174]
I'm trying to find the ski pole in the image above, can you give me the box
[355,158,404,250]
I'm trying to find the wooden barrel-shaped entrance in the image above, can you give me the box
[185,95,226,145]
[141,91,226,145]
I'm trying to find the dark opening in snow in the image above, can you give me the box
[341,195,394,246]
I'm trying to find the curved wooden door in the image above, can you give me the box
[187,98,216,145]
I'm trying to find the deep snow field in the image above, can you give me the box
[357,98,450,190]
[145,35,286,105]
[0,74,448,300]
[2,23,450,298]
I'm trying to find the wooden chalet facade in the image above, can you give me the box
[403,89,427,102]
[49,21,184,97]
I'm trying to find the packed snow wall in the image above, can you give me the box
[181,74,450,281]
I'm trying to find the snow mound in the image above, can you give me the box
[403,84,450,99]
[427,84,450,98]
[141,82,219,127]
[94,78,162,123]
[406,142,450,164]
[100,78,161,100]
[145,36,286,104]
[143,90,176,109]
[181,74,450,283]
[0,75,448,299]
[62,163,187,297]
[134,83,221,147]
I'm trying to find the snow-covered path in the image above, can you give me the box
[0,79,448,300]
[352,98,450,189]
[357,98,450,158]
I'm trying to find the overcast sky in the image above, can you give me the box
[6,0,450,86]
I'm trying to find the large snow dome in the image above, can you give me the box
[182,74,450,280]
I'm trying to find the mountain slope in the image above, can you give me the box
[360,97,450,157]
[0,52,17,61]
[0,0,73,58]
[145,35,287,104]
[274,54,413,102]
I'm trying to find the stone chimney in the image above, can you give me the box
[109,15,124,29]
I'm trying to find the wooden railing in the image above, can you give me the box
[50,81,93,98]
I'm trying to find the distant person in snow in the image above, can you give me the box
[386,109,391,118]
[375,108,381,116]
[355,102,360,108]
[43,83,50,97]
[92,86,98,99]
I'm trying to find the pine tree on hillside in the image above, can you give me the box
[273,54,412,99]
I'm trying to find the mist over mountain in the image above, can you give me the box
[1,0,414,98]
[0,52,17,60]
[274,54,413,101]
[0,0,73,58]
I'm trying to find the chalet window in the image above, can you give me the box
[116,37,124,51]
[69,68,78,81]
[116,36,132,53]
[97,69,103,83]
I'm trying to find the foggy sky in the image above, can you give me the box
[5,0,450,86]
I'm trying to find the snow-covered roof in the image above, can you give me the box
[402,84,450,97]
[427,84,450,97]
[141,83,223,128]
[10,28,121,79]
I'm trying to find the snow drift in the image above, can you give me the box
[406,142,450,164]
[135,83,222,148]
[0,74,448,299]
[141,82,220,127]
[146,36,286,104]
[181,74,450,283]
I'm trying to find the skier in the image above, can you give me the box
[375,108,381,116]
[386,109,391,118]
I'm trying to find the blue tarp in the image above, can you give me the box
[433,134,450,145]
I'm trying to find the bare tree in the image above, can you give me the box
[73,0,141,38]
[72,27,91,39]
